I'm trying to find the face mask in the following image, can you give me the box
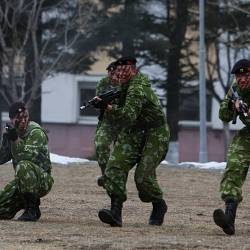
[115,65,138,84]
[236,72,250,90]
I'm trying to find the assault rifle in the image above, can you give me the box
[80,89,121,110]
[230,86,248,124]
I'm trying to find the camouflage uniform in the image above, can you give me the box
[213,59,250,235]
[219,82,250,203]
[95,77,127,174]
[104,73,170,202]
[0,121,53,219]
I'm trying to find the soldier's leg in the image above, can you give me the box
[94,122,116,186]
[134,126,169,225]
[0,180,24,220]
[135,126,169,202]
[104,130,142,201]
[16,160,54,221]
[98,130,142,227]
[213,130,250,235]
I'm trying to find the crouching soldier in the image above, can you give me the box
[98,57,170,227]
[0,102,54,221]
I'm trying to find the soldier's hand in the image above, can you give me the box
[106,104,112,111]
[93,97,108,109]
[5,123,18,142]
[234,99,241,112]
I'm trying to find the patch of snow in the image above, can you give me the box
[161,160,226,170]
[50,153,226,170]
[50,153,89,165]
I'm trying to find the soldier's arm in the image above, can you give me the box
[0,133,12,164]
[108,84,144,127]
[96,78,109,96]
[11,129,48,162]
[219,96,234,123]
[218,81,239,123]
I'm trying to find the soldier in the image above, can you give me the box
[0,102,54,221]
[97,56,170,227]
[94,61,121,187]
[213,58,250,235]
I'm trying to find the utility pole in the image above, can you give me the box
[199,0,208,162]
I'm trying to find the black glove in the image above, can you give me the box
[1,133,10,147]
[228,99,235,111]
[5,123,18,141]
[93,99,108,109]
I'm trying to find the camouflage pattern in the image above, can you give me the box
[104,72,170,202]
[95,120,120,171]
[96,77,114,96]
[95,77,117,171]
[0,121,53,219]
[94,77,126,172]
[219,81,250,202]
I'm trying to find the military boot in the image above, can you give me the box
[97,164,106,187]
[213,198,238,235]
[98,196,123,227]
[18,193,41,222]
[149,199,168,226]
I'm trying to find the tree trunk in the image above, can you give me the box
[121,0,135,56]
[24,12,42,124]
[166,0,188,163]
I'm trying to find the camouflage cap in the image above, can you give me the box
[231,59,250,74]
[9,102,26,119]
[115,56,137,66]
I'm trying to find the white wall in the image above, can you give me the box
[42,74,77,123]
[42,73,103,123]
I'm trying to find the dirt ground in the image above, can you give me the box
[0,162,250,250]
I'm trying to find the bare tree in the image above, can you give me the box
[0,0,103,123]
[184,0,250,159]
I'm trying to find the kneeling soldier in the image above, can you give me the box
[0,102,54,221]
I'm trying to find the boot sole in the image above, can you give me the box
[213,209,234,235]
[98,210,122,227]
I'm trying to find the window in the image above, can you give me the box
[78,80,100,120]
[179,87,212,122]
[79,88,99,116]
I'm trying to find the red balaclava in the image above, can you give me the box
[115,64,138,84]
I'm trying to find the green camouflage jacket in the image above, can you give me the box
[0,121,51,173]
[109,72,166,129]
[219,81,250,127]
[96,76,127,126]
[96,77,112,96]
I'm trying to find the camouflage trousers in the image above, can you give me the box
[104,124,170,202]
[0,160,54,219]
[94,120,119,174]
[220,127,250,203]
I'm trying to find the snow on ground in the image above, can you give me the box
[51,153,226,170]
[161,160,226,170]
[50,153,89,165]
